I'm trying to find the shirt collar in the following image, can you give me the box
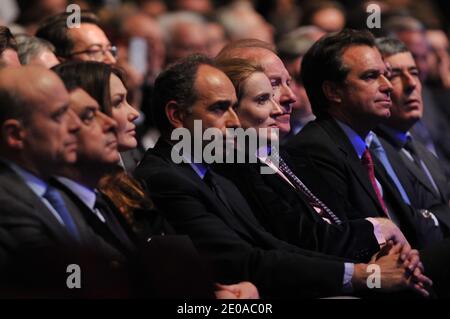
[379,125,409,146]
[255,145,272,162]
[56,176,97,210]
[189,162,208,179]
[171,140,208,179]
[1,159,48,197]
[336,120,368,159]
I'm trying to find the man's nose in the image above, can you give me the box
[225,108,241,128]
[67,109,81,133]
[404,72,418,93]
[379,74,394,94]
[103,50,117,65]
[98,112,118,131]
[279,85,296,112]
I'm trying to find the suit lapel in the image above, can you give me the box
[378,137,416,198]
[54,180,135,254]
[399,150,438,196]
[256,154,330,223]
[154,140,258,242]
[376,127,440,197]
[0,162,74,244]
[321,119,386,214]
[411,141,447,200]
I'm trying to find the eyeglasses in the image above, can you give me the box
[70,45,118,61]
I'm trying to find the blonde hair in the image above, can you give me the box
[215,58,264,101]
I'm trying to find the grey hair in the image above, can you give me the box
[277,25,324,61]
[158,11,206,46]
[16,35,55,65]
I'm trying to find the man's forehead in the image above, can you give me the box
[69,88,99,109]
[342,45,385,69]
[196,64,234,90]
[386,51,416,68]
[70,23,109,43]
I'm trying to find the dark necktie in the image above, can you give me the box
[270,150,342,225]
[403,136,440,195]
[403,137,422,168]
[94,192,135,252]
[204,169,235,214]
[44,186,80,241]
[361,148,389,216]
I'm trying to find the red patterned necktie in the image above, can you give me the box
[361,148,389,216]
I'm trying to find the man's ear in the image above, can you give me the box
[1,119,26,150]
[165,100,187,129]
[322,80,342,104]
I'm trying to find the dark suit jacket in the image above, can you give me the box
[285,116,442,249]
[0,161,214,298]
[135,139,351,298]
[55,180,215,298]
[214,151,380,262]
[0,162,91,297]
[375,127,450,236]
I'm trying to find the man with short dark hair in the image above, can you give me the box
[285,29,450,294]
[373,37,450,239]
[135,54,431,298]
[36,12,117,65]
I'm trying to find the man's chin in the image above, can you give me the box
[64,157,77,165]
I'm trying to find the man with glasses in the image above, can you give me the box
[37,11,143,173]
[36,11,117,65]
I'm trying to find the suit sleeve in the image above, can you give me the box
[222,164,380,262]
[286,137,371,222]
[135,165,346,298]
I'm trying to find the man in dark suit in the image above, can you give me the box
[51,73,258,299]
[212,57,407,262]
[47,80,217,298]
[135,54,431,298]
[214,147,407,262]
[285,29,444,250]
[372,37,450,239]
[0,65,84,296]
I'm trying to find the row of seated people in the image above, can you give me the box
[0,28,449,298]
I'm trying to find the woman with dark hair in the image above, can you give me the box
[52,61,161,235]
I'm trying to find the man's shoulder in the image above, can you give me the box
[135,144,202,194]
[286,118,339,149]
[285,117,347,162]
[0,163,39,208]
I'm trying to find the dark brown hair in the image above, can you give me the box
[52,60,125,115]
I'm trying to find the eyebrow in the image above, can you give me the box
[361,68,382,74]
[85,43,112,49]
[53,104,69,117]
[208,100,232,109]
[390,66,419,72]
[112,93,126,99]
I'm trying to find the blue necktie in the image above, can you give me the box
[44,186,80,241]
[370,135,411,205]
